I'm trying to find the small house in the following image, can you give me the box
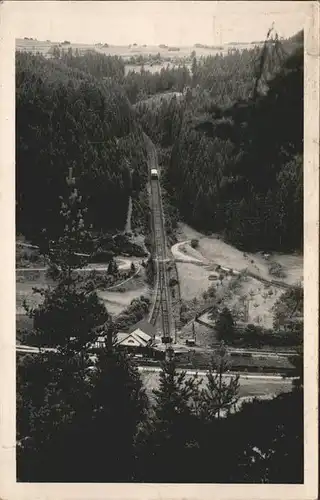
[114,330,152,355]
[128,319,157,339]
[114,320,156,355]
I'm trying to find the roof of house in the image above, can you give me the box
[128,319,156,337]
[115,332,130,344]
[131,328,151,343]
[115,330,151,348]
[118,335,144,348]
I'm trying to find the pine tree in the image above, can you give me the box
[29,284,109,352]
[23,187,109,352]
[41,345,149,482]
[16,348,94,481]
[17,333,149,481]
[39,188,95,286]
[200,342,240,420]
[107,258,114,275]
[215,307,235,343]
[224,390,303,483]
[135,347,201,481]
[17,188,148,482]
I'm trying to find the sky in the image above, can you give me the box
[9,1,309,46]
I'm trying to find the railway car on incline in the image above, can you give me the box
[151,168,159,179]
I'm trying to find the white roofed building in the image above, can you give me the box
[90,320,156,355]
[114,320,156,354]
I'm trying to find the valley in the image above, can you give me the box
[13,12,307,484]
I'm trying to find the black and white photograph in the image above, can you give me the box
[0,0,318,495]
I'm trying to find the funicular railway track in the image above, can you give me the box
[149,177,172,339]
[144,135,172,341]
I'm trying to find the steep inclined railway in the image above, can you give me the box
[145,135,173,341]
[150,178,172,340]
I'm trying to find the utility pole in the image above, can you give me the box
[192,321,196,342]
[243,298,249,323]
[66,165,78,198]
[66,166,75,187]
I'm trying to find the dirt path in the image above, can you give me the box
[124,195,132,234]
[16,257,137,273]
[171,241,206,264]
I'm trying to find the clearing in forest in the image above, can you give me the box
[176,223,303,286]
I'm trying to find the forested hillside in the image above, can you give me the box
[16,31,303,252]
[134,36,303,252]
[16,52,148,244]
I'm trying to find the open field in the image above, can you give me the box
[16,281,149,328]
[178,321,216,347]
[174,223,302,346]
[176,223,303,287]
[16,39,262,80]
[16,277,54,314]
[206,274,283,329]
[97,290,145,316]
[176,262,213,301]
[97,279,150,317]
[16,250,147,328]
[176,263,283,330]
[125,64,187,75]
[16,38,256,58]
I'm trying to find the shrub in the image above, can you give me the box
[207,285,216,298]
[190,239,199,249]
[93,249,114,263]
[215,307,235,342]
[169,277,178,287]
[268,262,287,279]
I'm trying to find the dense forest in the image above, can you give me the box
[16,52,148,244]
[135,35,303,252]
[17,30,303,252]
[18,346,303,482]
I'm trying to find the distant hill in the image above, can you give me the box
[289,30,303,43]
[165,41,303,252]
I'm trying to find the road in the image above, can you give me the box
[137,364,293,380]
[16,344,294,403]
[16,257,135,273]
[171,241,205,264]
[139,366,293,403]
[15,344,294,381]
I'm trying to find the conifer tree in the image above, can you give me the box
[39,188,94,285]
[200,342,240,420]
[17,186,148,482]
[215,307,235,343]
[135,347,201,481]
[23,188,108,352]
